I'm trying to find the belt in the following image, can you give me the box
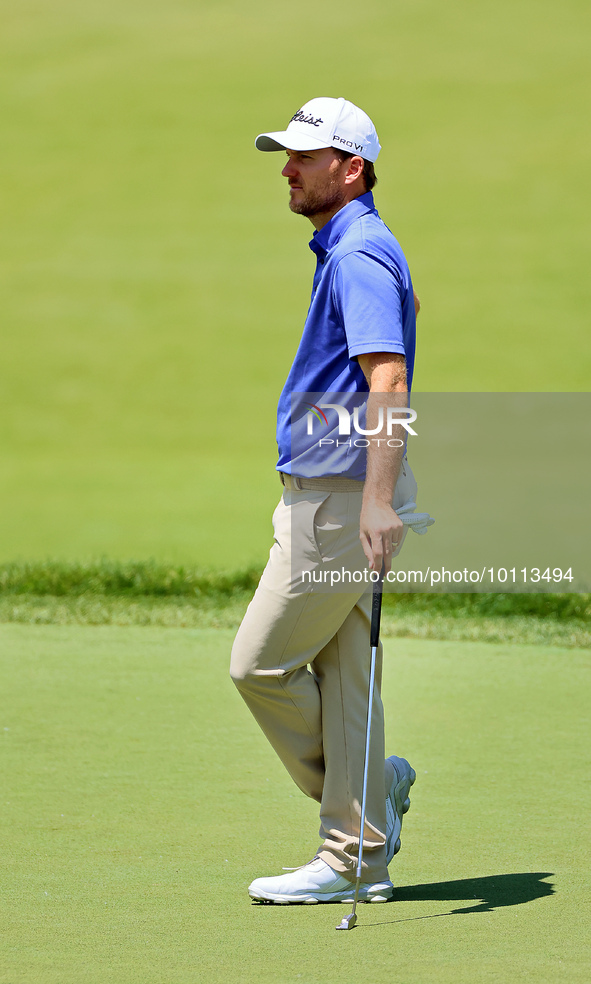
[279,472,365,493]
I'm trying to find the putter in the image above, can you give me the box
[336,565,384,931]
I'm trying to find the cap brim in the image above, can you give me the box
[255,130,333,153]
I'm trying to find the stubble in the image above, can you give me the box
[289,172,346,218]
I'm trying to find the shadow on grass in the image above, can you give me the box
[393,871,554,916]
[252,872,555,925]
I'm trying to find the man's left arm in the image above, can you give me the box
[357,351,408,574]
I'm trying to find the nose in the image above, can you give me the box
[282,158,297,179]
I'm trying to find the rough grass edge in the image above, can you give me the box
[1,559,589,618]
[1,596,590,649]
[1,561,589,646]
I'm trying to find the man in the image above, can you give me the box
[230,97,423,905]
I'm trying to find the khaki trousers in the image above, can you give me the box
[230,462,417,884]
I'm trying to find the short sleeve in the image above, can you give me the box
[332,251,406,360]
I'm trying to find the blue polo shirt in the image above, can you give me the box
[276,191,416,480]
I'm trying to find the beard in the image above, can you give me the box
[288,178,346,218]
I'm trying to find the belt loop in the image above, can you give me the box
[280,472,286,486]
[292,476,303,491]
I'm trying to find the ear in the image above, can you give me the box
[343,155,364,185]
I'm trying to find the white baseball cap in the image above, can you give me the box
[255,97,381,163]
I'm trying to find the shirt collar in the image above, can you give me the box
[309,191,375,258]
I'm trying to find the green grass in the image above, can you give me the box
[1,624,589,983]
[1,0,590,564]
[0,559,263,598]
[1,560,590,646]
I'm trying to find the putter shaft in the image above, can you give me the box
[336,572,384,931]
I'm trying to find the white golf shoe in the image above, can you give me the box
[248,857,393,904]
[385,755,416,865]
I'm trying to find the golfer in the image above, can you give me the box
[231,97,422,904]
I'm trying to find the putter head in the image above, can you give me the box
[335,912,357,931]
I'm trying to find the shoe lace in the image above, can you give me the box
[282,855,319,871]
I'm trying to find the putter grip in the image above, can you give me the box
[370,572,384,649]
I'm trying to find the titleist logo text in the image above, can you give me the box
[291,110,324,127]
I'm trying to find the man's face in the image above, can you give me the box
[281,147,348,218]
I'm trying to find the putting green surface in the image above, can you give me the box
[1,624,589,983]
